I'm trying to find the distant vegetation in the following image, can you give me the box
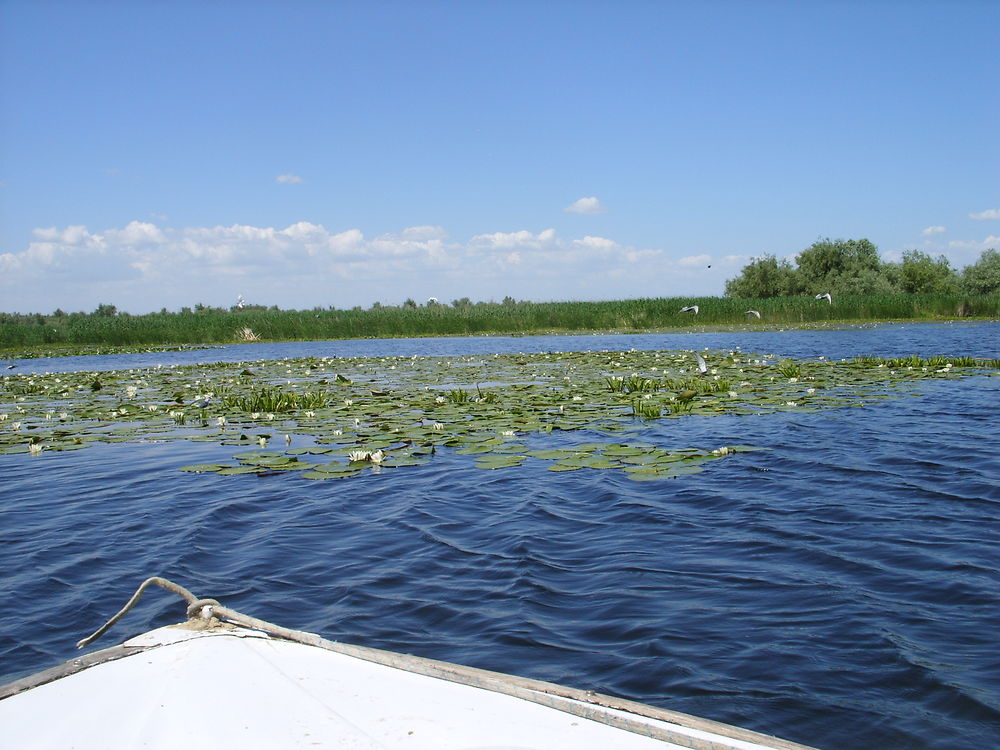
[2,291,998,350]
[725,241,1000,298]
[2,242,998,350]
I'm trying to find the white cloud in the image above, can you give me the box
[276,173,303,184]
[678,254,712,268]
[2,219,736,312]
[470,228,558,250]
[564,197,606,215]
[921,226,947,236]
[572,235,618,251]
[969,208,1000,220]
[949,235,1000,251]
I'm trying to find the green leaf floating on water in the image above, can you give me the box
[179,463,232,473]
[474,454,528,470]
[2,347,991,482]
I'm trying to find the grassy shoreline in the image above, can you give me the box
[2,293,998,357]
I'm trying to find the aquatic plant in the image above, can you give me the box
[1,346,994,482]
[446,388,470,404]
[631,399,663,418]
[776,360,802,378]
[221,386,328,413]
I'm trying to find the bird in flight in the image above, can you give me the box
[694,352,708,375]
[679,305,699,314]
[815,293,832,304]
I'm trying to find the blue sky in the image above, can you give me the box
[1,0,998,314]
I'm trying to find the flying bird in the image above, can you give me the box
[694,352,708,375]
[815,293,832,304]
[745,310,761,319]
[679,305,699,314]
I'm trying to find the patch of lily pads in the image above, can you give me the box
[1,349,995,481]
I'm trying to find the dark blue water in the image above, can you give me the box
[2,322,999,749]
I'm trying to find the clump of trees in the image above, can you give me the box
[725,239,1000,298]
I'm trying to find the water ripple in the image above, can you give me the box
[2,327,999,750]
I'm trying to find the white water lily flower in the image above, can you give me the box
[216,416,227,426]
[432,423,444,431]
[251,412,260,419]
[258,436,267,447]
[500,430,516,437]
[28,442,43,455]
[304,410,315,418]
[435,396,446,404]
[124,386,138,399]
[785,401,798,407]
[728,391,738,398]
[266,413,275,420]
[788,377,798,383]
[354,418,361,427]
[572,395,583,401]
[0,414,7,421]
[344,399,353,406]
[348,450,369,462]
[332,429,343,436]
[11,422,22,430]
[147,405,158,412]
[807,388,816,395]
[712,446,730,456]
[369,450,385,464]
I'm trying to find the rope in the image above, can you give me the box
[76,576,203,649]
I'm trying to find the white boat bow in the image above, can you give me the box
[0,578,817,750]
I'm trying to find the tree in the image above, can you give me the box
[795,238,885,293]
[897,251,958,294]
[93,303,118,317]
[724,254,802,298]
[961,249,1000,294]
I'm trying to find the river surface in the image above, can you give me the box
[2,322,998,749]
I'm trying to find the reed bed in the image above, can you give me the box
[2,293,998,348]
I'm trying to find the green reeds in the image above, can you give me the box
[221,387,328,413]
[3,292,999,350]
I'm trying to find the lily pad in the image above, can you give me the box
[474,454,528,470]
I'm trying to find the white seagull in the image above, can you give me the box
[679,305,699,314]
[694,352,708,375]
[745,309,761,319]
[815,293,832,304]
